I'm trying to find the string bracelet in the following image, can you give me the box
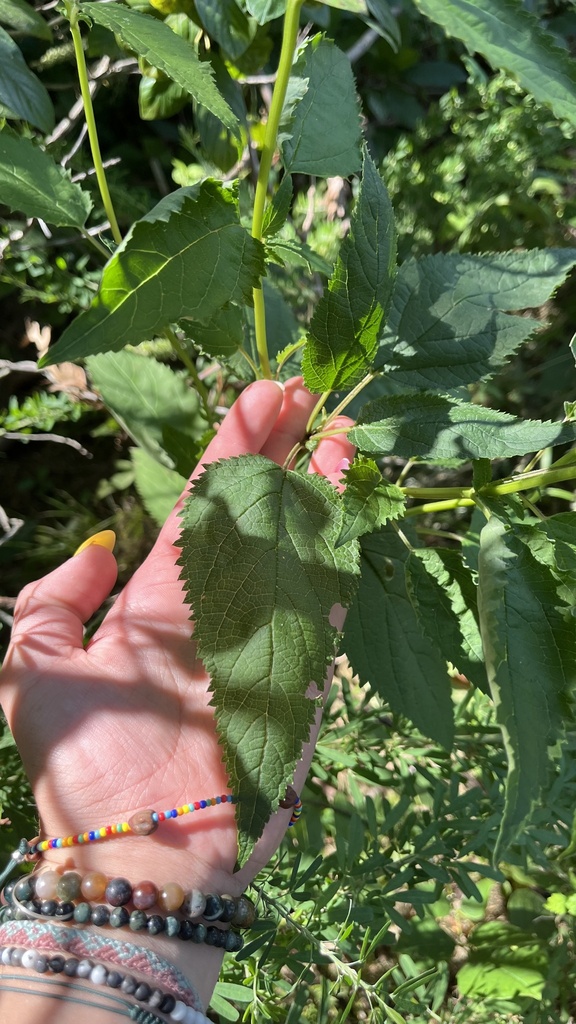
[24,793,237,856]
[0,973,165,1022]
[0,948,210,1022]
[0,919,203,1008]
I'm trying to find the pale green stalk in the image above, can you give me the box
[164,327,213,424]
[251,0,304,378]
[66,0,122,246]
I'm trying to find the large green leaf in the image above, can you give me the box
[195,0,256,59]
[477,517,576,861]
[177,455,360,862]
[81,2,238,131]
[405,548,487,691]
[87,350,204,469]
[41,181,265,365]
[343,527,454,748]
[0,26,54,132]
[302,149,396,392]
[376,250,576,389]
[350,394,576,462]
[0,0,51,39]
[0,130,91,227]
[280,34,362,177]
[415,0,576,130]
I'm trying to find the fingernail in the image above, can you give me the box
[74,530,116,556]
[270,379,285,391]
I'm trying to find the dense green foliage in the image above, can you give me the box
[3,0,576,1020]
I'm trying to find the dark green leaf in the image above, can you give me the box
[0,26,54,132]
[41,181,265,364]
[477,517,576,861]
[350,394,576,462]
[365,0,401,51]
[177,455,360,862]
[262,174,293,238]
[405,548,487,691]
[81,2,238,130]
[343,527,454,748]
[376,249,576,389]
[415,0,576,129]
[0,0,51,39]
[244,0,285,23]
[186,304,245,357]
[303,148,397,392]
[337,456,405,546]
[280,34,362,177]
[0,129,91,227]
[195,0,256,59]
[87,350,205,468]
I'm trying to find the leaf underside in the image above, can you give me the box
[477,516,576,861]
[343,527,455,749]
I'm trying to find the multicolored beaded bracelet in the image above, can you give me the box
[24,793,238,856]
[0,949,210,1023]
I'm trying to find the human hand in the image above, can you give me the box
[0,377,354,904]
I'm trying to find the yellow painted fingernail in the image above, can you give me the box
[74,530,116,556]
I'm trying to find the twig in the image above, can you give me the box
[1,433,91,457]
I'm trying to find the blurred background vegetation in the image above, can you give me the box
[2,0,576,1020]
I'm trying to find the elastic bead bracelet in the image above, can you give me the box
[2,896,245,954]
[24,793,237,856]
[0,948,210,1023]
[3,871,256,930]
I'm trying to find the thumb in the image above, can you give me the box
[4,531,118,662]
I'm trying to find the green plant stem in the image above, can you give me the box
[66,1,122,246]
[403,497,476,518]
[306,391,331,435]
[80,227,111,259]
[323,372,376,427]
[250,0,304,378]
[404,485,475,500]
[164,327,213,424]
[482,463,576,495]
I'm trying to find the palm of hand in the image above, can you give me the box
[0,379,354,890]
